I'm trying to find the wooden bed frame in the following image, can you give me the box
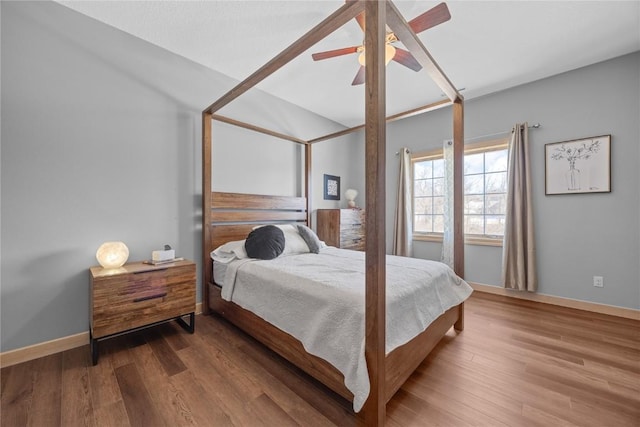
[205,191,464,405]
[202,2,465,424]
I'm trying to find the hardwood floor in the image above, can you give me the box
[2,292,639,426]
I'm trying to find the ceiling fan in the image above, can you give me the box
[311,2,451,85]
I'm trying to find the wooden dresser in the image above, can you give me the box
[316,209,365,251]
[89,259,196,365]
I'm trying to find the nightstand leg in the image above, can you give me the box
[176,312,195,333]
[90,331,99,366]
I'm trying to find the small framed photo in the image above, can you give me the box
[545,135,611,195]
[323,174,340,200]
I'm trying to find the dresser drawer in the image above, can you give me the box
[341,236,364,251]
[340,209,364,250]
[339,209,364,227]
[91,263,195,338]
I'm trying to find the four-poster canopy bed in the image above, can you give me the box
[201,1,466,424]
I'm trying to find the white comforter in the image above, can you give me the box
[218,247,472,412]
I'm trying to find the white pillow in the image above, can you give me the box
[282,229,311,255]
[210,240,248,263]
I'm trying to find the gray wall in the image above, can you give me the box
[210,120,365,226]
[310,135,366,222]
[0,1,352,352]
[385,52,640,310]
[2,1,636,355]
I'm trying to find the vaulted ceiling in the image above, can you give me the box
[58,1,640,128]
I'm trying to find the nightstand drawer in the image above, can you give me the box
[91,262,196,338]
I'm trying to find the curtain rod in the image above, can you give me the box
[396,123,541,154]
[466,122,541,142]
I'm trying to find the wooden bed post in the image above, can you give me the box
[200,1,465,421]
[363,1,386,425]
[453,98,465,331]
[305,143,312,227]
[452,99,465,278]
[202,112,212,314]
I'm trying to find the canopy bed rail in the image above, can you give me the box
[202,1,465,424]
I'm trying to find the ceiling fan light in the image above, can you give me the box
[357,44,396,67]
[385,44,396,65]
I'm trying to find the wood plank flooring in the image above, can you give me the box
[2,292,639,426]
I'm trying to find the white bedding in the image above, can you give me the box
[214,246,472,412]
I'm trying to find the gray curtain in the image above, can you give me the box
[502,123,537,291]
[393,148,413,256]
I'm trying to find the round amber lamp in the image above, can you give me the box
[96,241,129,269]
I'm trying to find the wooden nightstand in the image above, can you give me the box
[89,259,196,365]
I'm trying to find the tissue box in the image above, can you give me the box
[152,249,175,262]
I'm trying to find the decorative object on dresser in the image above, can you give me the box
[89,259,196,365]
[345,188,358,208]
[323,174,340,200]
[316,208,365,251]
[146,244,184,265]
[152,244,175,262]
[95,241,129,269]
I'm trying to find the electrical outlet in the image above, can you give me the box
[593,276,604,288]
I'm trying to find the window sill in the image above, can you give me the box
[413,234,503,247]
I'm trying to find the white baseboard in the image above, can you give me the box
[1,302,204,369]
[469,282,640,320]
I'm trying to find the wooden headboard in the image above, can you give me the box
[202,191,308,312]
[209,191,308,249]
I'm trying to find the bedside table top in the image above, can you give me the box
[90,259,195,278]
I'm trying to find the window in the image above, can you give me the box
[412,138,509,245]
[413,155,445,234]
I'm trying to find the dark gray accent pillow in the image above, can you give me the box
[245,225,285,260]
[297,224,322,254]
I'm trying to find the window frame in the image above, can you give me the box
[411,137,509,246]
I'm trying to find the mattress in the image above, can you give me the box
[213,246,472,411]
[212,259,230,284]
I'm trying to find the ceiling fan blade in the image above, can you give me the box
[392,48,422,72]
[408,2,451,34]
[355,12,365,31]
[345,1,365,31]
[351,66,365,86]
[311,46,359,61]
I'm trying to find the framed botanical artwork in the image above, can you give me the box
[545,135,611,195]
[323,174,340,200]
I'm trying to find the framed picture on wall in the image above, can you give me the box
[323,174,340,200]
[545,135,611,195]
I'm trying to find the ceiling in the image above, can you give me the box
[58,1,640,128]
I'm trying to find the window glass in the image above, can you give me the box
[412,157,445,233]
[464,174,484,194]
[412,140,508,241]
[485,171,507,193]
[485,150,508,172]
[464,153,484,174]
